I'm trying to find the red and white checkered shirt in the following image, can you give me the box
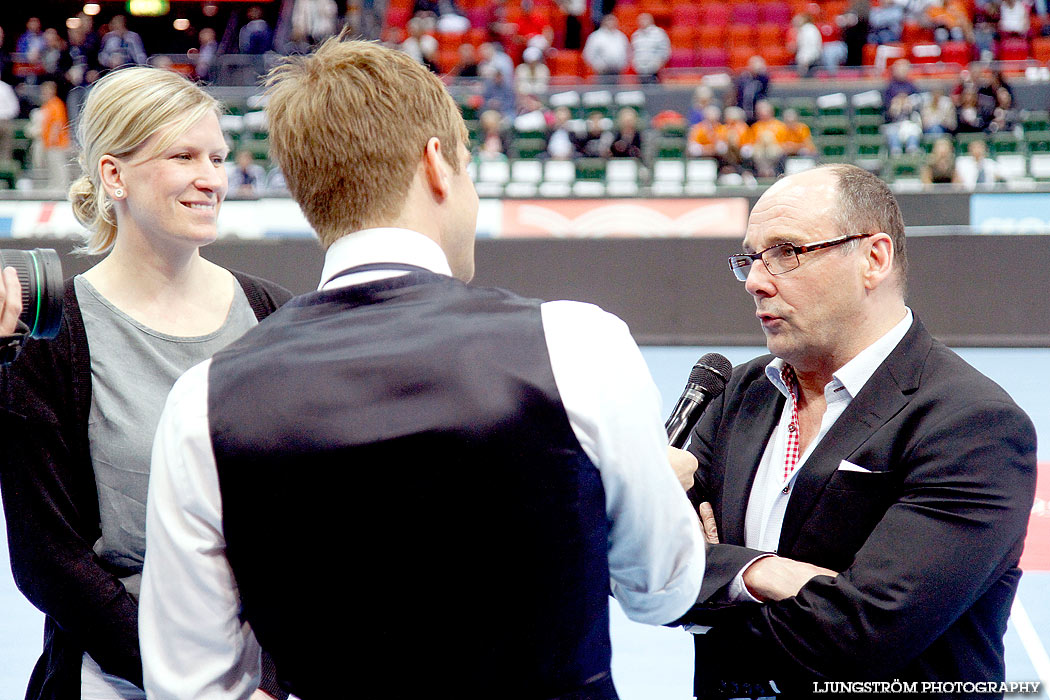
[782,364,802,481]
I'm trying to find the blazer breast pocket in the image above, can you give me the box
[792,469,900,571]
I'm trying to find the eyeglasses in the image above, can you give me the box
[728,233,874,281]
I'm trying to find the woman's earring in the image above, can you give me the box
[113,188,124,199]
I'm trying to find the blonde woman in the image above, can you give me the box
[0,67,290,700]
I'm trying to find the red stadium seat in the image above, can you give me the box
[1033,36,1050,63]
[997,37,1030,61]
[730,4,760,25]
[671,4,702,26]
[760,44,793,66]
[386,7,412,28]
[700,3,731,27]
[756,23,785,46]
[901,21,935,43]
[727,23,755,45]
[697,25,725,47]
[939,41,973,66]
[729,46,753,70]
[667,48,700,67]
[697,47,730,67]
[670,26,696,49]
[549,49,583,75]
[759,2,793,25]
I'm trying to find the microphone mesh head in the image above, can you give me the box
[688,353,733,394]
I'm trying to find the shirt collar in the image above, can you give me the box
[318,228,453,290]
[765,308,914,400]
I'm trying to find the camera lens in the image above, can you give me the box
[0,248,64,339]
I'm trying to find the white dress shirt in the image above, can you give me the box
[140,228,704,698]
[727,309,913,602]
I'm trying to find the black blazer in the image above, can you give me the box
[682,317,1037,694]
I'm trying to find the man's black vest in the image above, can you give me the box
[208,268,616,699]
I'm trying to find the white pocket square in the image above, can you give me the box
[837,460,872,473]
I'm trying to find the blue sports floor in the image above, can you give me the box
[1,346,1047,698]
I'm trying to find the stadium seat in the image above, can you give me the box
[667,48,699,68]
[697,25,725,48]
[540,160,575,197]
[727,23,755,46]
[606,159,641,196]
[685,158,718,194]
[1033,37,1050,63]
[760,44,793,67]
[729,4,760,25]
[670,26,695,50]
[698,48,730,68]
[940,41,974,66]
[652,159,686,195]
[1030,153,1050,180]
[700,3,731,27]
[671,5,702,26]
[997,37,1030,61]
[997,154,1028,181]
[759,2,793,25]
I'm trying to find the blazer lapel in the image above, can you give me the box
[777,318,932,554]
[721,377,783,545]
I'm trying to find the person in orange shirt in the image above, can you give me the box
[722,105,751,175]
[39,81,71,191]
[748,100,789,147]
[781,108,818,157]
[687,105,727,158]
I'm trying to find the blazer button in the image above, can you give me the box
[782,485,790,495]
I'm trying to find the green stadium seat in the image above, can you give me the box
[656,136,685,159]
[575,157,607,181]
[512,138,547,159]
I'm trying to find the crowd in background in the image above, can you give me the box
[0,0,1047,194]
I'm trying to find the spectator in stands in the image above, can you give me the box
[41,28,73,96]
[17,17,46,56]
[239,6,274,54]
[0,28,13,84]
[631,13,670,84]
[868,0,905,43]
[751,129,786,178]
[194,28,219,83]
[515,46,550,96]
[0,78,16,167]
[479,42,515,85]
[478,109,511,159]
[961,139,1003,188]
[434,0,471,34]
[609,108,644,159]
[401,16,439,72]
[582,15,630,79]
[687,105,726,158]
[100,15,148,68]
[687,85,716,127]
[987,87,1019,133]
[926,0,975,42]
[449,43,480,78]
[719,106,750,175]
[955,85,987,132]
[515,92,553,126]
[921,137,960,184]
[38,81,71,191]
[781,108,818,156]
[733,57,770,124]
[481,63,517,117]
[227,148,267,197]
[484,0,518,51]
[883,59,918,109]
[839,0,872,66]
[885,92,922,154]
[515,0,554,50]
[749,100,788,145]
[574,110,613,158]
[68,18,100,79]
[545,105,577,159]
[292,0,340,46]
[791,13,824,76]
[920,86,958,134]
[999,0,1033,37]
[979,68,1013,116]
[556,0,587,49]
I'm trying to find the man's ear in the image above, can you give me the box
[421,137,450,201]
[863,232,895,290]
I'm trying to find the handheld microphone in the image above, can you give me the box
[666,353,733,448]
